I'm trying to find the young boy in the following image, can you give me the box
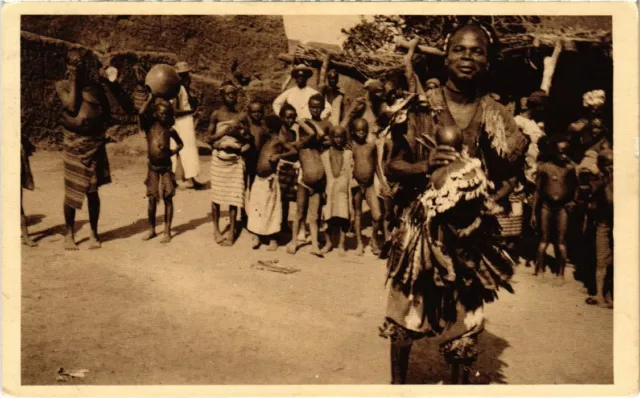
[287,94,333,254]
[350,118,385,256]
[321,126,354,255]
[247,115,298,250]
[246,101,268,184]
[139,95,184,243]
[277,104,301,233]
[532,135,578,280]
[206,82,252,245]
[287,117,328,256]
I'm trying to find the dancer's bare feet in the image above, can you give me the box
[338,248,347,257]
[64,233,79,251]
[286,241,297,255]
[354,245,364,256]
[310,247,324,258]
[160,233,171,244]
[142,229,157,241]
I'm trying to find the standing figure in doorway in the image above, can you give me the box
[171,61,202,189]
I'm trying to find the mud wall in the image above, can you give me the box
[21,16,289,149]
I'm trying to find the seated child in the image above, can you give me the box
[350,118,385,256]
[206,82,252,245]
[247,115,297,250]
[139,95,184,243]
[321,126,354,255]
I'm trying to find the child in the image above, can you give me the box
[350,118,385,256]
[321,126,354,255]
[247,116,298,250]
[532,135,578,280]
[206,82,252,245]
[139,95,184,243]
[287,94,333,253]
[246,101,268,185]
[21,138,37,247]
[287,116,328,256]
[276,104,301,233]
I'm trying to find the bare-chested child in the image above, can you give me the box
[287,94,333,255]
[139,95,184,243]
[247,101,268,183]
[276,104,301,233]
[247,115,298,250]
[321,126,354,255]
[285,102,329,256]
[206,82,252,245]
[350,118,386,256]
[532,135,578,280]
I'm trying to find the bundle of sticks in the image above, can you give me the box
[278,21,610,83]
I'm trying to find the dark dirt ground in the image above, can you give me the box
[21,145,613,385]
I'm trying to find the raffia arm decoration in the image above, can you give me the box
[421,157,491,218]
[482,102,511,158]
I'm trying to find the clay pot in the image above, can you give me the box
[144,64,182,100]
[436,125,463,151]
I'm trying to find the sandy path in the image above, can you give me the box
[21,150,612,385]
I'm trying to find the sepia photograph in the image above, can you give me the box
[2,2,638,396]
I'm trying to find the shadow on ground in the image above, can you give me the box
[407,330,509,384]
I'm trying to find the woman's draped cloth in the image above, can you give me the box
[380,89,527,344]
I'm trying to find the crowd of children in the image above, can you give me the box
[21,52,614,310]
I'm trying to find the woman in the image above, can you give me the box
[380,21,527,384]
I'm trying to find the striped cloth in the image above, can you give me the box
[210,150,246,208]
[63,129,111,210]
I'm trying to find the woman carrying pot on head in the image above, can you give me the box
[380,20,528,384]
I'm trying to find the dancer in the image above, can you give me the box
[381,21,527,384]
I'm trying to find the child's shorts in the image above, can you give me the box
[145,165,177,201]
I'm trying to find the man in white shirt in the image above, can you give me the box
[273,64,331,121]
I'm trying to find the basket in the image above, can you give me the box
[496,195,524,237]
[497,214,524,237]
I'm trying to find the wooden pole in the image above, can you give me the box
[395,37,445,57]
[278,53,367,83]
